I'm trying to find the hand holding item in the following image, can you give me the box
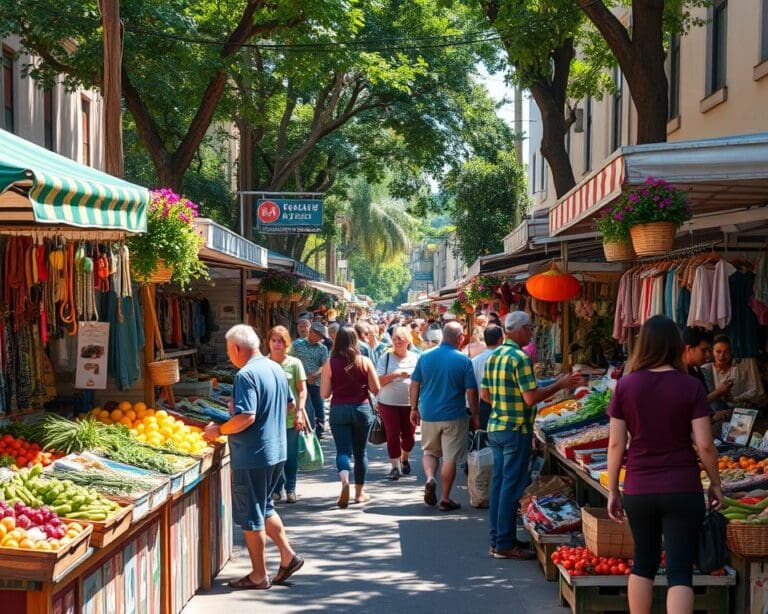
[561,371,586,390]
[707,483,723,510]
[607,489,625,523]
[203,423,222,442]
[397,369,411,379]
[294,409,306,431]
[715,378,734,397]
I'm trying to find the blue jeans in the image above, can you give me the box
[329,402,374,485]
[307,384,326,435]
[275,428,300,493]
[488,430,533,551]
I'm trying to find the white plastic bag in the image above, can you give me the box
[467,431,494,508]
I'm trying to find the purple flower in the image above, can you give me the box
[653,195,660,202]
[646,176,655,184]
[641,190,649,197]
[663,198,672,206]
[629,193,639,203]
[614,213,624,221]
[658,203,664,209]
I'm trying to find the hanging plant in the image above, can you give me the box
[128,189,208,289]
[450,298,467,316]
[622,176,692,227]
[260,269,303,295]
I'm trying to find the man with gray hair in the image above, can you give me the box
[481,311,583,560]
[410,321,479,511]
[203,324,304,588]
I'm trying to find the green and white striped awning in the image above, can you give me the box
[0,129,148,233]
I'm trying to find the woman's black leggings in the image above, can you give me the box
[623,492,705,587]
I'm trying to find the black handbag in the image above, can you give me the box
[698,509,729,573]
[368,412,387,445]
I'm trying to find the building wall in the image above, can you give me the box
[1,35,105,168]
[432,233,465,292]
[529,3,768,211]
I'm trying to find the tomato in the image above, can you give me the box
[10,440,20,450]
[628,559,634,567]
[563,559,574,570]
[610,566,620,575]
[551,553,560,562]
[617,563,627,573]
[2,435,13,445]
[575,561,585,571]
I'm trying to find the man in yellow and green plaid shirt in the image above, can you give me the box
[481,311,583,560]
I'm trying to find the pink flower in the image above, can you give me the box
[628,193,639,203]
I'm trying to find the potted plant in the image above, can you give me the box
[260,270,301,301]
[128,189,208,288]
[468,275,499,304]
[621,177,692,256]
[595,206,635,261]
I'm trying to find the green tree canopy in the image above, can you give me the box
[349,253,412,306]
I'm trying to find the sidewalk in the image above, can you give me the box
[182,432,564,614]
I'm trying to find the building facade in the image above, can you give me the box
[529,2,768,211]
[1,35,105,168]
[431,232,465,293]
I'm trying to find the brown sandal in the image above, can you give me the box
[272,555,304,585]
[337,483,350,508]
[227,575,271,590]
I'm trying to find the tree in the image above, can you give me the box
[348,253,412,306]
[449,150,528,264]
[1,0,346,190]
[577,1,709,145]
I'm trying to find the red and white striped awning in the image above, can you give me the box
[549,155,625,236]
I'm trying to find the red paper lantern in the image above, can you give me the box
[525,264,580,302]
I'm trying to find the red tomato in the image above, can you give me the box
[610,566,620,575]
[624,568,631,575]
[10,440,21,450]
[628,559,634,567]
[563,559,574,570]
[2,434,13,445]
[618,563,627,573]
[551,553,560,562]
[575,561,585,571]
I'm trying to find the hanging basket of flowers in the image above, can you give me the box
[128,189,208,289]
[594,209,635,262]
[621,177,692,256]
[260,270,303,301]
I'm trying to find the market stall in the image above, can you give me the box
[0,131,233,614]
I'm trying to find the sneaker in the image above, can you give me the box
[424,479,437,506]
[401,460,411,475]
[387,467,400,481]
[493,547,536,560]
[285,491,297,504]
[272,491,282,503]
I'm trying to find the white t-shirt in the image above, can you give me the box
[376,350,419,406]
[471,348,496,393]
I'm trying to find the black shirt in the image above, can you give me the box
[688,365,708,392]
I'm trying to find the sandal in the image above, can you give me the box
[439,499,461,512]
[353,494,371,504]
[337,483,350,508]
[272,555,304,585]
[227,575,271,590]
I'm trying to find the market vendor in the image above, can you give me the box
[682,328,733,424]
[702,335,766,409]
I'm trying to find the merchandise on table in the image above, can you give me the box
[552,423,610,459]
[538,389,612,437]
[524,495,581,534]
[0,433,62,468]
[0,499,86,550]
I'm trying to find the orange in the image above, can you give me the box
[110,409,124,422]
[0,524,6,539]
[133,401,147,413]
[144,408,156,417]
[34,541,52,551]
[99,410,111,422]
[125,410,137,422]
[19,539,35,549]
[118,401,132,412]
[0,517,15,531]
[120,417,133,427]
[90,406,101,416]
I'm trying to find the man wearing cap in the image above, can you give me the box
[291,321,330,437]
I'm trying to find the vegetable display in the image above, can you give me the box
[721,495,768,523]
[0,434,61,468]
[0,501,86,551]
[552,545,632,577]
[49,470,158,498]
[541,390,612,435]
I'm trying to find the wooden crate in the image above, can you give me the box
[524,521,577,581]
[198,448,215,474]
[0,524,93,582]
[78,504,133,548]
[557,565,734,614]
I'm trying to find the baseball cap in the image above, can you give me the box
[310,321,329,339]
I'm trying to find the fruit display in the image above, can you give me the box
[540,389,612,436]
[91,402,210,454]
[551,545,632,576]
[0,464,121,521]
[0,434,62,469]
[537,399,580,419]
[721,495,768,523]
[552,423,610,458]
[0,500,86,551]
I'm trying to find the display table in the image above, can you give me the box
[0,445,232,614]
[541,443,608,505]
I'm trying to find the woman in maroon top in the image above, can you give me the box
[607,315,722,614]
[320,326,381,508]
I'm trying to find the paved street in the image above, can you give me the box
[183,433,564,614]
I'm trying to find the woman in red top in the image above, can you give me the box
[607,315,722,614]
[320,326,381,508]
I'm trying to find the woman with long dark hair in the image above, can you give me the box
[606,315,722,614]
[320,326,381,508]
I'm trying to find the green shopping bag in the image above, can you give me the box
[298,429,324,471]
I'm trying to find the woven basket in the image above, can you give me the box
[148,261,173,284]
[629,222,676,257]
[727,522,768,557]
[603,241,636,262]
[582,507,634,558]
[263,290,282,303]
[147,358,180,386]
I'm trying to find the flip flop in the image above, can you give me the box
[439,499,461,512]
[353,494,371,504]
[227,575,271,590]
[273,555,305,585]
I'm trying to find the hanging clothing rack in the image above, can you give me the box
[633,240,722,264]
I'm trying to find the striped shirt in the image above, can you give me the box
[482,339,538,433]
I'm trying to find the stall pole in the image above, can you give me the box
[143,285,157,407]
[160,501,172,614]
[199,475,213,590]
[561,243,571,373]
[26,586,52,614]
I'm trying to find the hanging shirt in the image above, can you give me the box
[687,265,716,329]
[710,260,736,329]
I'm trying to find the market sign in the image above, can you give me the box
[413,271,433,282]
[255,198,323,233]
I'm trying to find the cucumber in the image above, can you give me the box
[724,512,749,520]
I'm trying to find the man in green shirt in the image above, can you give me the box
[481,311,582,560]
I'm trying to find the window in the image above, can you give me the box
[565,125,571,157]
[81,96,91,166]
[668,33,681,119]
[532,153,537,193]
[612,67,623,151]
[709,1,728,94]
[44,88,54,150]
[762,0,768,62]
[2,48,14,133]
[540,154,546,192]
[584,97,592,172]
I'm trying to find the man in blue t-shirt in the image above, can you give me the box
[410,321,479,512]
[203,324,304,590]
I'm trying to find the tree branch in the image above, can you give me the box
[121,70,172,172]
[577,0,634,69]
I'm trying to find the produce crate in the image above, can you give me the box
[582,507,634,559]
[198,447,215,474]
[0,523,93,582]
[181,458,202,489]
[524,520,578,581]
[79,504,133,548]
[148,481,170,511]
[557,565,734,614]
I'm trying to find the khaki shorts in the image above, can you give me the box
[420,418,469,465]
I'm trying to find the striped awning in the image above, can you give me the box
[0,129,148,233]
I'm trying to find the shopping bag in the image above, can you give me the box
[698,509,729,573]
[467,431,493,508]
[368,411,387,445]
[298,429,324,471]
